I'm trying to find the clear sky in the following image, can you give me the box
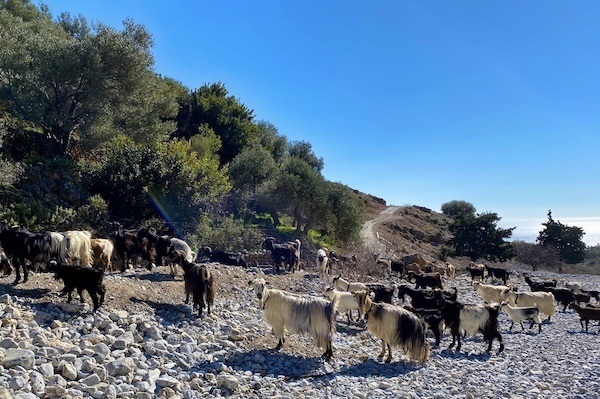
[40,1,600,233]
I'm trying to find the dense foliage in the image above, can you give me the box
[537,210,585,264]
[0,0,364,249]
[448,211,515,262]
[441,200,476,219]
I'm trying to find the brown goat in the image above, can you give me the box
[569,302,600,332]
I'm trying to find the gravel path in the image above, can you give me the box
[0,264,598,399]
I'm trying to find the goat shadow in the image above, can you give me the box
[335,321,366,336]
[566,329,600,335]
[0,282,51,300]
[337,358,423,378]
[119,271,176,283]
[437,348,494,361]
[130,297,197,326]
[223,348,332,380]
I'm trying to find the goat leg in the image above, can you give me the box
[385,344,393,363]
[378,339,386,359]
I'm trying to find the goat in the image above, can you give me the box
[466,262,485,282]
[573,292,592,305]
[36,232,69,268]
[446,263,456,279]
[167,238,196,276]
[440,300,504,353]
[523,274,556,291]
[354,291,429,364]
[501,290,557,321]
[63,231,93,267]
[398,284,443,309]
[316,248,330,274]
[580,288,600,302]
[109,227,140,272]
[179,256,214,316]
[198,246,247,267]
[557,279,581,294]
[0,226,46,284]
[473,282,512,304]
[91,238,114,272]
[261,237,296,273]
[484,265,511,284]
[365,283,395,304]
[249,278,336,358]
[544,287,575,311]
[569,302,600,332]
[0,246,12,276]
[408,271,443,290]
[403,305,444,347]
[332,275,369,293]
[500,302,542,333]
[324,287,362,324]
[47,260,106,311]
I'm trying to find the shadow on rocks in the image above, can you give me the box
[226,348,333,380]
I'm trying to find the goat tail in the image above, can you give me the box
[402,316,430,364]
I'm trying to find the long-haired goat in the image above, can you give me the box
[440,301,504,353]
[354,291,429,364]
[63,230,93,267]
[569,302,600,332]
[249,278,336,358]
[500,302,542,333]
[0,226,45,284]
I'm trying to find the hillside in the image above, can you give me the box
[355,192,453,267]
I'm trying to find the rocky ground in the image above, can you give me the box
[0,261,598,399]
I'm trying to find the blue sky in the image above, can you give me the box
[41,1,600,236]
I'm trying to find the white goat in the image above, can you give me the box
[316,248,329,274]
[557,279,582,294]
[324,287,362,324]
[249,278,336,358]
[63,230,93,267]
[501,290,557,321]
[473,282,512,304]
[500,302,542,333]
[332,275,369,293]
[167,238,195,277]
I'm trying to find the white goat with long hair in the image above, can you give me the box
[324,287,362,324]
[249,278,337,358]
[91,238,115,272]
[316,248,329,274]
[63,231,93,267]
[354,291,430,364]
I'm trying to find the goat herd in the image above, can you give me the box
[1,223,599,367]
[250,259,600,366]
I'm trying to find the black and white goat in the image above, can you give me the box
[440,300,504,353]
[500,302,543,333]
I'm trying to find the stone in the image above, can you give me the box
[3,349,35,369]
[216,374,239,392]
[57,360,78,380]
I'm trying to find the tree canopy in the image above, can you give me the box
[537,210,585,264]
[448,211,515,261]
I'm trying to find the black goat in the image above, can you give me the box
[484,265,511,285]
[0,226,46,284]
[408,271,443,290]
[261,237,297,273]
[0,246,13,276]
[47,261,106,311]
[398,284,443,309]
[198,247,247,267]
[404,305,444,347]
[365,283,394,304]
[466,263,485,282]
[109,227,140,272]
[544,287,575,311]
[180,257,215,317]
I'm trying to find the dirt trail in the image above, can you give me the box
[360,205,401,256]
